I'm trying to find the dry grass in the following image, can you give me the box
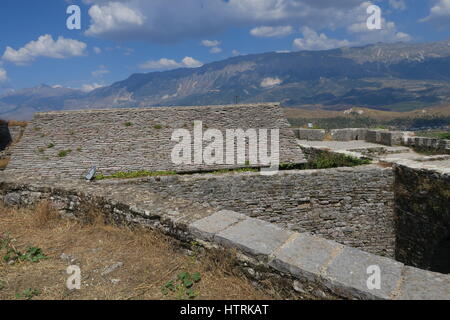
[284,104,450,121]
[376,161,394,168]
[7,121,28,128]
[0,158,9,170]
[0,202,281,300]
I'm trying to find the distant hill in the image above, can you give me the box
[2,40,450,120]
[0,85,84,120]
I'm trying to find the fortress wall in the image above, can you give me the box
[394,164,450,273]
[143,165,396,256]
[403,137,450,154]
[293,128,326,141]
[1,179,448,300]
[365,129,407,146]
[330,128,368,141]
[5,104,304,179]
[8,125,26,144]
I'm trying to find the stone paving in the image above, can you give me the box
[298,139,450,174]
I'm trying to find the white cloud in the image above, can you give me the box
[2,34,87,65]
[202,40,221,47]
[0,68,7,83]
[250,26,293,38]
[293,27,351,51]
[202,40,222,54]
[346,2,412,43]
[232,49,241,56]
[261,77,283,88]
[85,2,145,37]
[139,56,203,70]
[93,46,102,54]
[92,65,110,77]
[81,83,104,92]
[210,47,222,54]
[81,0,372,43]
[181,57,203,68]
[389,0,406,10]
[421,0,450,24]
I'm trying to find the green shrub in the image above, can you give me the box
[308,153,371,169]
[210,168,258,174]
[58,150,72,157]
[280,153,371,170]
[95,170,177,180]
[124,122,133,127]
[438,132,450,140]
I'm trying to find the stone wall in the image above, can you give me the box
[5,103,305,180]
[1,177,447,300]
[8,125,25,144]
[394,164,450,273]
[142,165,395,257]
[330,128,367,141]
[293,129,326,141]
[365,129,408,147]
[402,136,450,154]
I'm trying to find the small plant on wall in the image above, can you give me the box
[58,150,72,157]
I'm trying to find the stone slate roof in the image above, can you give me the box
[5,103,305,180]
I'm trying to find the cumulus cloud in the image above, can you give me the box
[201,40,221,47]
[346,2,412,43]
[260,77,283,88]
[201,40,222,54]
[293,27,351,51]
[81,0,377,43]
[250,26,293,38]
[0,68,7,83]
[421,0,450,25]
[139,56,203,70]
[81,83,104,92]
[210,47,222,54]
[85,2,145,37]
[93,46,102,54]
[389,0,406,10]
[232,49,241,56]
[92,65,110,77]
[2,34,87,65]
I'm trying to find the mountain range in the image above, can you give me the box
[2,40,450,120]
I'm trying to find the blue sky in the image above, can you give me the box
[0,0,449,92]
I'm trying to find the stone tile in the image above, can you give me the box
[396,266,450,300]
[269,233,344,282]
[188,210,247,241]
[215,218,294,259]
[325,246,404,300]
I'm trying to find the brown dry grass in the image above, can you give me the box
[7,121,28,128]
[0,158,9,170]
[284,104,450,121]
[376,161,394,168]
[0,202,281,300]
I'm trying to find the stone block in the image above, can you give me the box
[269,233,344,282]
[396,266,450,300]
[215,218,294,259]
[188,210,247,241]
[295,129,326,141]
[325,246,404,299]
